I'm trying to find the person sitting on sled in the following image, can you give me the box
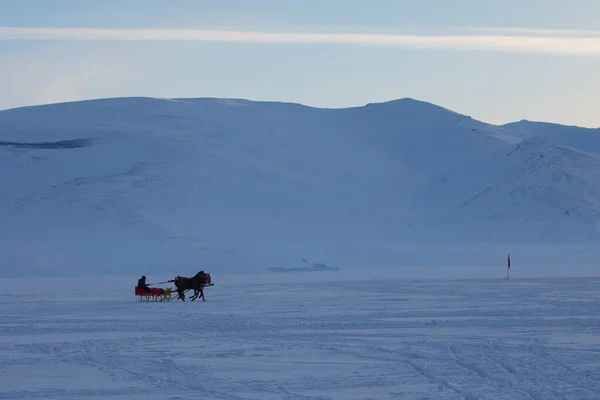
[137,275,151,294]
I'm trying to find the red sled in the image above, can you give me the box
[134,287,173,302]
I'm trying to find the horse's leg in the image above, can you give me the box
[191,286,205,302]
[177,286,189,301]
[190,288,199,301]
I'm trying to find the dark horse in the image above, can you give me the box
[171,271,212,302]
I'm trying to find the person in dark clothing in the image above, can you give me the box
[137,275,150,294]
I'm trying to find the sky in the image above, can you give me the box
[1,0,599,127]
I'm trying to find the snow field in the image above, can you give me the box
[1,275,600,399]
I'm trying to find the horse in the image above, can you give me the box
[172,271,211,302]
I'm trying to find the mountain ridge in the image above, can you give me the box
[3,95,597,130]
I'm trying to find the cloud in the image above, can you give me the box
[0,26,600,56]
[463,27,600,37]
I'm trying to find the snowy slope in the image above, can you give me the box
[503,120,600,154]
[410,136,600,243]
[1,96,600,276]
[0,97,521,276]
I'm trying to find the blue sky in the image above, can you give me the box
[1,0,599,127]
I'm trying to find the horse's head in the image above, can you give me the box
[197,270,211,284]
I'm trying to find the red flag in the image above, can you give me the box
[508,253,511,269]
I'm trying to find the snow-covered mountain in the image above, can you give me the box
[502,120,600,155]
[1,97,599,277]
[409,136,600,243]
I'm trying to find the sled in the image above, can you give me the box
[135,287,173,302]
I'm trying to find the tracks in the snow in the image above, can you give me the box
[2,277,600,399]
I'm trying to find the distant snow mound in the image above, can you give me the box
[502,120,600,155]
[366,97,462,112]
[409,136,600,243]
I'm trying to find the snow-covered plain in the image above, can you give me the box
[2,274,600,400]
